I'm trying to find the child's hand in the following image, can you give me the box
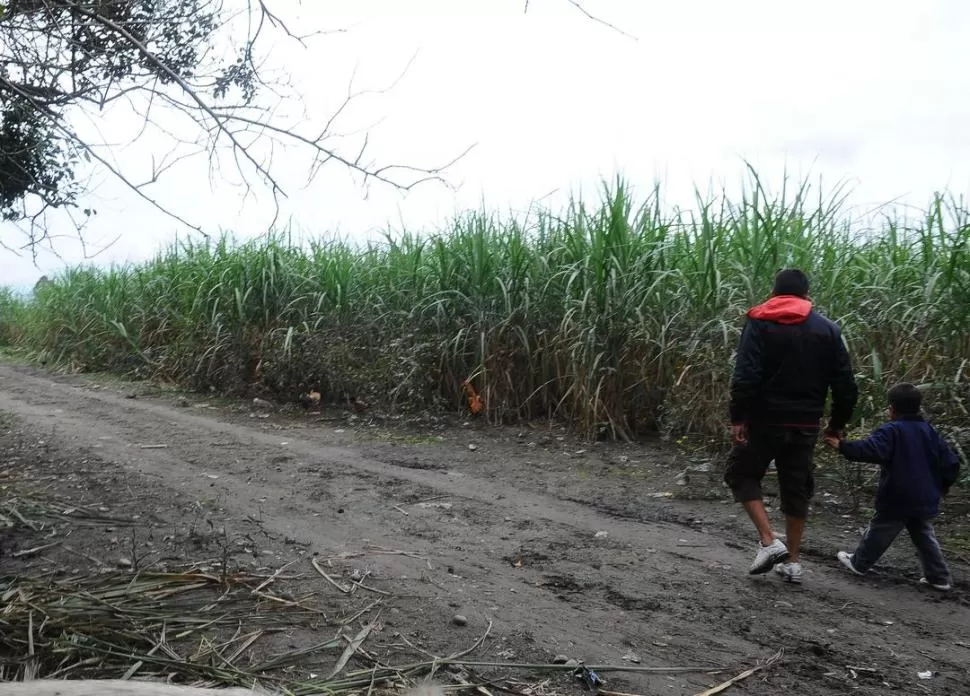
[823,434,841,450]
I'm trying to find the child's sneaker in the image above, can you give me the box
[774,562,803,584]
[919,577,952,591]
[749,538,789,574]
[837,551,864,576]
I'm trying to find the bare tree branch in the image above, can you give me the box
[0,0,466,251]
[563,0,637,40]
[524,0,636,41]
[1,0,619,255]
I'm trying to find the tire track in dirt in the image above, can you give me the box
[1,363,968,695]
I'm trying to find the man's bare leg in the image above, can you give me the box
[742,500,775,547]
[785,516,805,562]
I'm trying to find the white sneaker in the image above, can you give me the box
[774,562,803,584]
[749,538,789,575]
[919,577,952,591]
[837,551,864,576]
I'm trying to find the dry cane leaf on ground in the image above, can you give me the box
[693,649,784,696]
[3,478,767,696]
[0,564,752,695]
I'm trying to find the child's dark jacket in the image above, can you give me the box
[839,415,961,519]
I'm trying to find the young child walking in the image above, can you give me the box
[824,383,961,590]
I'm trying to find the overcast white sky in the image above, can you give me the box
[2,0,969,289]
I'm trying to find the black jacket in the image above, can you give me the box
[729,295,858,430]
[839,415,960,519]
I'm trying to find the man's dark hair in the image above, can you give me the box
[888,383,922,416]
[772,268,810,297]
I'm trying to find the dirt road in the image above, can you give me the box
[1,362,967,695]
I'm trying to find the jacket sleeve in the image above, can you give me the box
[828,329,858,431]
[838,424,895,464]
[938,435,962,493]
[729,319,763,425]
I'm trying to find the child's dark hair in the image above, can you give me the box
[888,382,922,416]
[772,268,810,298]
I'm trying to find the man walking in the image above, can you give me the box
[725,269,858,583]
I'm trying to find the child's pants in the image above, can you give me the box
[851,514,951,584]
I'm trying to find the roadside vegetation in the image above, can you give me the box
[1,172,967,453]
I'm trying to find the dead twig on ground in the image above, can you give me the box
[693,650,783,696]
[337,599,383,627]
[329,623,376,679]
[11,542,60,557]
[348,571,392,597]
[445,661,724,674]
[311,557,352,593]
[250,559,299,595]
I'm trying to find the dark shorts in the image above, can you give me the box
[724,426,818,519]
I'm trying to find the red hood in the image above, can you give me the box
[747,295,813,324]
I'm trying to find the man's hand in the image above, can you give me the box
[823,434,841,450]
[824,424,844,439]
[730,423,748,446]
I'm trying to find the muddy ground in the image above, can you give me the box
[0,361,968,695]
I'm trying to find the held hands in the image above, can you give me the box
[730,423,748,446]
[822,426,843,450]
[731,423,844,450]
